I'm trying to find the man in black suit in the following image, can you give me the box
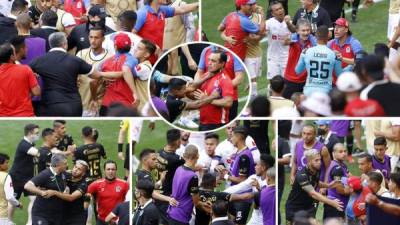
[132,179,160,225]
[31,9,58,51]
[211,201,234,225]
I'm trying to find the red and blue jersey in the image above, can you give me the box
[198,46,244,100]
[220,11,259,60]
[134,4,175,50]
[101,53,138,107]
[284,33,317,83]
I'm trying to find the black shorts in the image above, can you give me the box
[229,100,238,122]
[96,218,108,225]
[282,79,305,99]
[323,203,345,220]
[285,205,316,223]
[199,123,224,131]
[124,143,129,169]
[32,215,62,225]
[11,177,31,199]
[41,101,82,117]
[168,217,189,225]
[64,214,87,225]
[229,201,252,225]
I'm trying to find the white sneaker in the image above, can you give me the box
[178,117,199,129]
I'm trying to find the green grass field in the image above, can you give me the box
[0,120,126,225]
[279,120,367,224]
[202,0,389,96]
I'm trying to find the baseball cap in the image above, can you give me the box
[235,0,256,7]
[301,92,332,116]
[336,72,362,92]
[334,18,349,28]
[314,120,331,126]
[362,55,385,81]
[114,33,131,49]
[88,5,107,18]
[347,176,362,191]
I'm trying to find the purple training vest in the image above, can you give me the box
[372,155,391,181]
[327,160,349,207]
[295,139,326,181]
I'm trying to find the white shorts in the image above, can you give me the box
[267,58,287,80]
[244,57,262,79]
[0,218,14,225]
[388,13,400,41]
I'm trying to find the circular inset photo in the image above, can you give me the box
[148,42,251,132]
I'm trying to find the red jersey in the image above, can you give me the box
[0,64,38,116]
[87,178,129,221]
[284,34,316,83]
[199,71,234,125]
[344,98,385,117]
[101,53,136,107]
[64,0,86,25]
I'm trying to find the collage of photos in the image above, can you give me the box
[0,0,400,225]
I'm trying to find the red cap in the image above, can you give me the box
[235,0,256,7]
[334,18,349,28]
[348,176,362,191]
[114,33,131,49]
[344,98,385,117]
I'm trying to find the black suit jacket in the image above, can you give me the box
[211,219,235,225]
[133,202,160,225]
[31,27,58,51]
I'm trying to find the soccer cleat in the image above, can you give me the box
[177,117,199,129]
[351,13,357,23]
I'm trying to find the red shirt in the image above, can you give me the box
[101,54,136,107]
[64,0,86,25]
[344,98,385,117]
[224,12,248,60]
[87,178,129,221]
[284,35,316,83]
[0,63,38,116]
[199,71,234,125]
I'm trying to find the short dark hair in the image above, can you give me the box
[89,25,106,37]
[0,43,14,64]
[10,36,26,54]
[117,45,131,54]
[166,129,181,145]
[136,179,154,199]
[260,154,275,168]
[358,153,373,163]
[316,25,329,40]
[205,133,219,141]
[169,78,187,91]
[233,126,248,140]
[41,10,58,27]
[141,39,156,55]
[11,0,28,13]
[270,75,285,93]
[103,160,117,170]
[250,95,271,117]
[329,88,346,113]
[374,43,389,59]
[41,128,54,138]
[82,126,99,141]
[269,1,283,14]
[53,120,66,128]
[139,148,156,161]
[212,200,229,217]
[0,153,9,165]
[218,52,228,63]
[390,172,400,188]
[201,173,216,189]
[117,10,137,31]
[368,171,383,185]
[374,136,387,146]
[24,124,39,136]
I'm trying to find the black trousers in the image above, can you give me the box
[41,101,82,117]
[64,213,87,225]
[168,217,189,225]
[229,201,252,225]
[199,123,224,131]
[229,100,238,122]
[323,203,345,220]
[32,215,62,225]
[282,79,305,99]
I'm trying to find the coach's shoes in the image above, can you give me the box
[177,117,199,129]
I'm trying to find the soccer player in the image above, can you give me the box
[53,120,74,152]
[218,0,260,60]
[167,145,211,225]
[372,137,391,183]
[52,0,76,35]
[87,160,129,225]
[197,133,220,171]
[198,51,234,131]
[295,25,343,96]
[76,26,112,116]
[24,154,68,225]
[285,149,343,224]
[9,124,40,225]
[133,0,199,51]
[45,160,89,225]
[117,120,130,179]
[0,153,22,225]
[290,125,330,185]
[265,1,291,81]
[282,19,316,99]
[37,128,58,173]
[260,167,276,225]
[324,143,350,221]
[357,153,386,188]
[74,126,107,184]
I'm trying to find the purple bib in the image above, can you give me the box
[372,155,391,180]
[327,160,349,207]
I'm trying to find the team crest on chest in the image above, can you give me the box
[116,186,122,192]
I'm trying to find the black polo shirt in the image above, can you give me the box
[31,168,67,218]
[319,0,347,23]
[293,5,332,33]
[68,23,114,52]
[112,201,129,225]
[37,146,52,173]
[166,94,186,122]
[363,81,400,116]
[74,143,106,183]
[57,134,74,152]
[29,49,93,104]
[9,139,35,182]
[318,132,340,159]
[64,173,88,218]
[158,149,185,196]
[244,120,270,154]
[196,190,231,225]
[286,167,320,210]
[136,169,154,184]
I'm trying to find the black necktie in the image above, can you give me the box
[132,206,143,225]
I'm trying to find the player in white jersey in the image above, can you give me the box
[265,1,291,80]
[388,0,400,61]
